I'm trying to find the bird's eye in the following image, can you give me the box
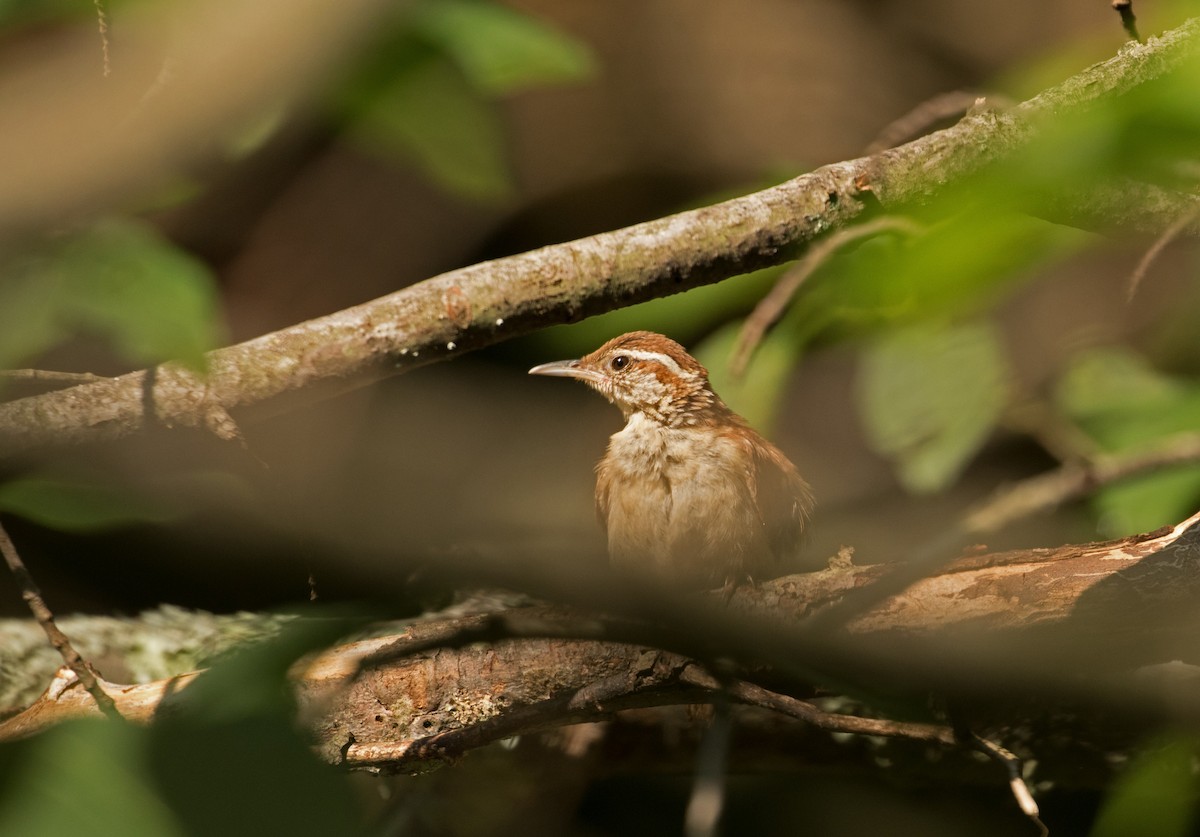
[611,355,629,371]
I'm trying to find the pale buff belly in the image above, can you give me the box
[601,421,770,588]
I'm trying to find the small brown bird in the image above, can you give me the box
[529,331,813,590]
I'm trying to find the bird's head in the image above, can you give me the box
[529,331,723,426]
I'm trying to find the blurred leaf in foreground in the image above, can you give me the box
[1091,736,1200,837]
[0,721,182,837]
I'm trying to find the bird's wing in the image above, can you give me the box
[747,438,814,562]
[595,457,612,530]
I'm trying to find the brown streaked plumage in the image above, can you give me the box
[530,331,813,589]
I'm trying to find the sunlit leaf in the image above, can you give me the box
[1057,347,1182,418]
[858,320,1009,493]
[1092,736,1200,837]
[417,0,595,94]
[1094,469,1200,537]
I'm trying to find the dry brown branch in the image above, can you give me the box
[970,734,1047,836]
[729,217,922,377]
[0,520,119,719]
[1126,205,1200,301]
[2,19,1199,457]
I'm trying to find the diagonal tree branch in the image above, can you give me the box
[1,20,1199,457]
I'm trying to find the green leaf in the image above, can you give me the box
[798,212,1089,340]
[0,721,183,837]
[351,55,512,200]
[417,0,595,94]
[1093,469,1200,537]
[858,320,1009,493]
[0,476,176,531]
[52,218,224,371]
[1057,348,1182,419]
[695,319,801,435]
[1056,347,1200,535]
[1092,736,1200,837]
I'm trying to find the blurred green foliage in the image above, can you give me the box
[0,614,371,837]
[0,218,224,373]
[1091,736,1200,837]
[0,475,176,531]
[339,0,594,200]
[1058,347,1200,535]
[858,321,1009,493]
[416,0,595,95]
[0,721,184,837]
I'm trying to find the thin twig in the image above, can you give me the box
[93,0,111,77]
[963,431,1200,536]
[1002,397,1103,465]
[715,673,1042,831]
[0,520,120,719]
[865,92,1014,155]
[970,734,1048,837]
[730,217,923,378]
[0,369,111,386]
[681,668,957,745]
[1113,0,1142,43]
[809,432,1200,633]
[1127,205,1200,302]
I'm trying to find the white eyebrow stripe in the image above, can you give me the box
[621,349,695,378]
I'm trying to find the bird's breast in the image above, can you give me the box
[599,415,766,586]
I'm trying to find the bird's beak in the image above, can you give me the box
[528,359,604,385]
